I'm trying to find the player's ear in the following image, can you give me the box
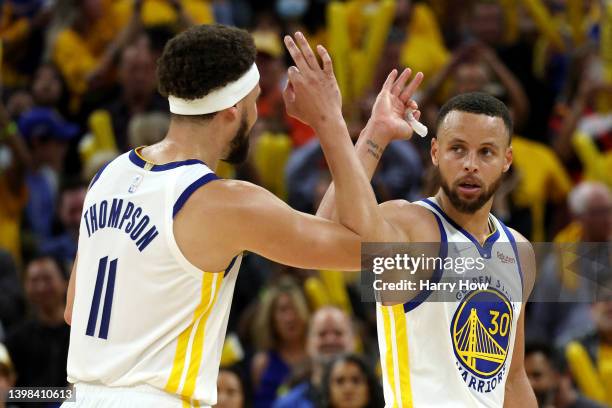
[503,145,513,172]
[220,106,239,122]
[431,137,439,166]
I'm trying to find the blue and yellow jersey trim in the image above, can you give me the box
[421,198,500,259]
[129,147,208,172]
[165,271,224,407]
[381,304,413,408]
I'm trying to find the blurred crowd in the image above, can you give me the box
[0,0,611,407]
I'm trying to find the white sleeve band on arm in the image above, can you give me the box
[168,63,260,115]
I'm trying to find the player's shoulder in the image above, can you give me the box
[504,227,534,266]
[379,199,435,219]
[188,178,268,204]
[182,178,276,220]
[87,152,130,190]
[504,227,536,296]
[505,227,530,244]
[379,199,441,241]
[174,178,271,254]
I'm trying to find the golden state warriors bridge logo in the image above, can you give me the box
[450,289,513,393]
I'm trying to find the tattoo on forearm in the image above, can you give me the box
[366,139,382,160]
[367,148,380,160]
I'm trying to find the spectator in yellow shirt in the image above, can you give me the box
[0,0,52,87]
[0,102,30,263]
[510,135,572,241]
[119,0,214,27]
[48,0,144,100]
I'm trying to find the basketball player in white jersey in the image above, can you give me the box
[61,26,401,407]
[316,88,538,406]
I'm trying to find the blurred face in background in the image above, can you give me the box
[578,188,612,242]
[307,308,355,363]
[256,53,284,95]
[214,370,244,408]
[82,0,103,21]
[525,351,557,406]
[454,63,490,95]
[32,136,69,172]
[328,360,369,408]
[32,65,64,107]
[120,42,157,100]
[25,258,67,315]
[394,0,413,25]
[273,293,307,344]
[469,3,504,46]
[60,187,87,233]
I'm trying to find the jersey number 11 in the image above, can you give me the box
[85,256,118,339]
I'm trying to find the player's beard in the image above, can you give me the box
[223,113,250,164]
[437,167,503,214]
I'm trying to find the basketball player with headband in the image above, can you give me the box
[61,25,423,407]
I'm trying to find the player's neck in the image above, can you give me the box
[435,191,494,245]
[143,120,230,171]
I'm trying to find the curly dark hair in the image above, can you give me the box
[157,24,256,101]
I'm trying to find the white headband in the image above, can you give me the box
[168,63,260,115]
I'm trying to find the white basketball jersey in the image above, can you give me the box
[67,148,242,407]
[376,197,523,408]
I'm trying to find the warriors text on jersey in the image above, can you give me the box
[66,148,242,407]
[376,197,523,407]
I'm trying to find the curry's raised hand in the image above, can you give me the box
[369,68,424,144]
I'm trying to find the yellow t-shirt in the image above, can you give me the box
[0,3,33,87]
[55,0,215,96]
[52,0,124,96]
[0,174,27,262]
[0,4,29,43]
[113,0,214,27]
[572,131,612,189]
[400,3,450,83]
[511,136,572,241]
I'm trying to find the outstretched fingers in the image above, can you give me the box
[316,45,334,76]
[392,68,412,96]
[284,35,310,73]
[293,32,320,71]
[400,71,424,103]
[382,69,399,91]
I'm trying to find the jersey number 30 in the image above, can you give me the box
[86,256,118,339]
